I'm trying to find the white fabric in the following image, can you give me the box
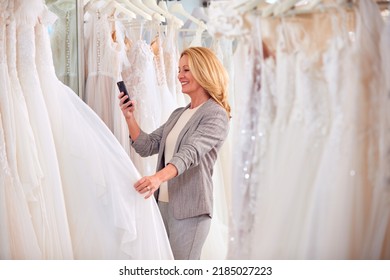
[34,11,173,259]
[121,36,161,176]
[163,17,186,107]
[159,105,202,202]
[83,7,131,156]
[47,2,78,93]
[1,0,173,260]
[0,0,42,259]
[214,0,390,259]
[15,0,74,259]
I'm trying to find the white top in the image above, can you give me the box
[158,104,203,202]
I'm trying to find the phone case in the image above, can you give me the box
[117,81,130,104]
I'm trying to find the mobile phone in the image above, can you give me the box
[117,81,131,105]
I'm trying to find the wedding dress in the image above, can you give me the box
[0,0,41,259]
[83,6,131,156]
[151,30,177,123]
[47,1,78,94]
[15,0,74,259]
[34,5,173,259]
[121,25,162,177]
[3,0,173,259]
[212,0,389,259]
[162,17,186,107]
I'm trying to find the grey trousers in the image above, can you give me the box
[158,201,211,260]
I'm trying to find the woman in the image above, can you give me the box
[119,47,231,260]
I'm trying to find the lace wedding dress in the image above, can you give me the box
[121,27,162,177]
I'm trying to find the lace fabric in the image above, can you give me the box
[121,38,162,176]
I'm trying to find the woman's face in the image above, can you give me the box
[178,55,203,96]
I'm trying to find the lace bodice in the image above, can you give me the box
[123,39,161,132]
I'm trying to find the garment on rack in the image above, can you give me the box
[215,0,390,259]
[47,1,78,94]
[15,0,74,259]
[163,17,186,107]
[151,32,177,123]
[84,6,131,156]
[0,0,42,259]
[1,0,173,260]
[37,6,172,260]
[121,23,162,177]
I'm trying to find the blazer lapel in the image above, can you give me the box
[174,99,215,151]
[158,104,190,162]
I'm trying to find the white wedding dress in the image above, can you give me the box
[36,6,173,259]
[1,0,44,259]
[47,1,78,94]
[211,0,389,259]
[15,0,74,259]
[83,6,131,156]
[2,0,173,260]
[121,29,161,177]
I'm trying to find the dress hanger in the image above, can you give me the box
[273,0,301,16]
[83,0,99,13]
[231,0,266,14]
[276,0,353,16]
[131,0,165,23]
[170,1,207,30]
[158,0,184,27]
[144,0,184,27]
[118,0,153,20]
[101,0,136,19]
[49,0,76,10]
[261,0,282,17]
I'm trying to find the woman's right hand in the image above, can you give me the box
[118,92,135,119]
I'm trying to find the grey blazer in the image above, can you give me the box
[131,98,230,219]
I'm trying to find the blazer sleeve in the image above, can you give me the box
[131,124,165,157]
[169,107,229,175]
[131,106,185,157]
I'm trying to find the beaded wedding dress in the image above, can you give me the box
[210,0,389,259]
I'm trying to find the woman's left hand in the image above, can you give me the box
[134,175,162,199]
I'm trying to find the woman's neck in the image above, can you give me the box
[190,95,210,109]
[190,96,210,109]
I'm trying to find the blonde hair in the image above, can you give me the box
[180,47,231,118]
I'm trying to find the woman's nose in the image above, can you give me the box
[178,72,184,79]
